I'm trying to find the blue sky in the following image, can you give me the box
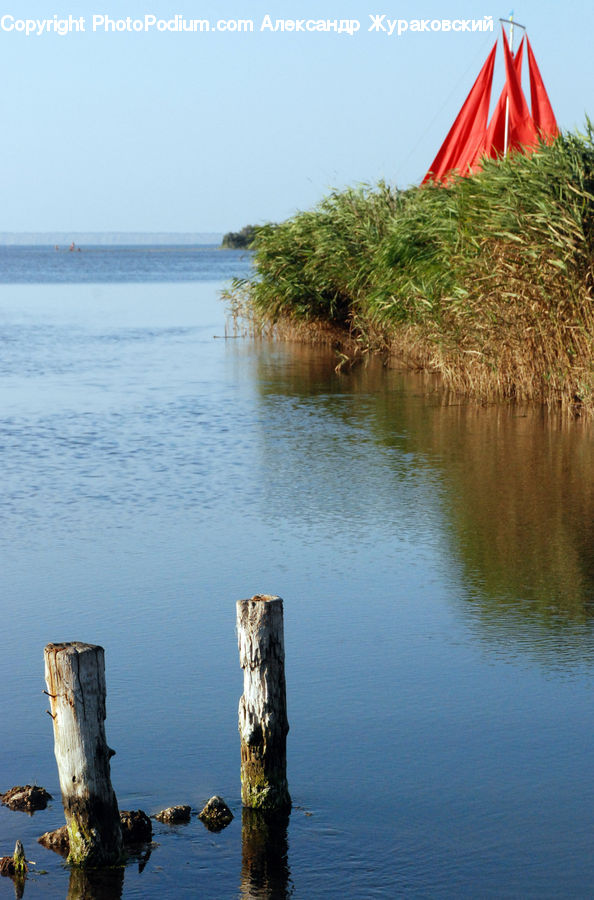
[2,0,593,233]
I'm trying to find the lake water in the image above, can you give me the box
[0,246,593,898]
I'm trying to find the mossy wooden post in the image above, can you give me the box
[44,643,123,867]
[237,595,290,810]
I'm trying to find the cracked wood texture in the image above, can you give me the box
[44,642,123,867]
[237,595,291,810]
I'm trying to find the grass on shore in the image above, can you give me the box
[227,125,594,413]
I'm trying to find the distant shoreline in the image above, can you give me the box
[0,244,226,252]
[0,232,222,247]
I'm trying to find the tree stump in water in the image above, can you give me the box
[0,840,28,876]
[237,595,290,810]
[44,643,123,867]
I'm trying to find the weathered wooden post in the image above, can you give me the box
[44,643,123,867]
[237,595,290,810]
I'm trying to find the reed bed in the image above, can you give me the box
[229,126,594,412]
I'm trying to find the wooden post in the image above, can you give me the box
[237,595,290,810]
[44,643,123,867]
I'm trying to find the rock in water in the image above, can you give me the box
[119,810,152,844]
[38,825,69,855]
[1,785,52,812]
[154,805,191,824]
[198,796,234,831]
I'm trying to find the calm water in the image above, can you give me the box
[0,245,249,284]
[0,247,593,898]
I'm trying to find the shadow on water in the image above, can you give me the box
[243,342,594,661]
[240,809,292,899]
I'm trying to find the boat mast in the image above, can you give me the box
[499,13,526,155]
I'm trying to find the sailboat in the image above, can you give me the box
[423,18,558,185]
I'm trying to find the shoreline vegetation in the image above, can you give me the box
[226,126,594,415]
[221,225,257,249]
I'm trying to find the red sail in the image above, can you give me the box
[474,37,525,163]
[424,27,557,185]
[526,36,559,140]
[500,27,538,150]
[422,40,497,184]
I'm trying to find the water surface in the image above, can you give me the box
[0,247,593,898]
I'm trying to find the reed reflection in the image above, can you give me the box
[7,874,24,900]
[400,401,594,619]
[246,343,594,650]
[240,808,292,899]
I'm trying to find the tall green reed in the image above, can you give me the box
[233,126,594,411]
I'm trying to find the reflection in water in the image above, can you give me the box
[66,866,124,900]
[8,874,25,900]
[414,405,594,607]
[1,277,593,897]
[240,808,292,899]
[390,398,594,659]
[126,844,152,874]
[246,343,594,658]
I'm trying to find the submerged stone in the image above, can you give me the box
[198,796,233,832]
[119,810,152,844]
[1,785,52,812]
[154,805,191,824]
[37,825,69,855]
